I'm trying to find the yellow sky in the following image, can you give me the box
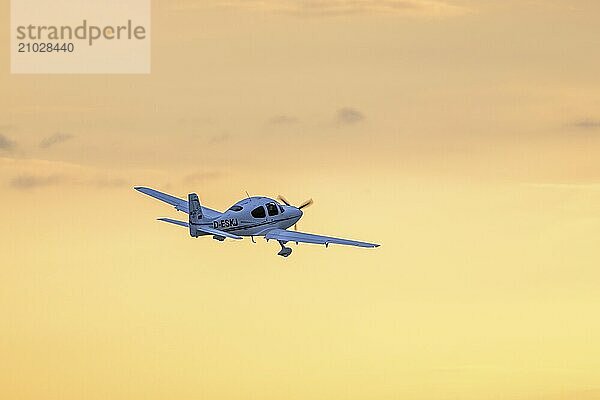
[1,1,600,399]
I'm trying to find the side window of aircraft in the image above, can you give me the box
[266,202,279,216]
[278,205,284,213]
[228,205,243,212]
[251,206,266,218]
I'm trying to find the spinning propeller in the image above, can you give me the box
[277,195,313,230]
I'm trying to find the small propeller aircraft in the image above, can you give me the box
[135,187,379,257]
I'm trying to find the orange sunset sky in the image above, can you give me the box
[1,1,600,399]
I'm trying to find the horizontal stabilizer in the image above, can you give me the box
[157,217,189,228]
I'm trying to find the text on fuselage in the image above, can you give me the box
[214,218,239,229]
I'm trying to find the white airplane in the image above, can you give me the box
[135,187,379,257]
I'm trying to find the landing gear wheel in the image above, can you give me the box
[277,241,293,257]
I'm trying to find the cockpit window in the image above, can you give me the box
[228,205,243,212]
[278,205,284,213]
[251,206,266,218]
[266,202,279,216]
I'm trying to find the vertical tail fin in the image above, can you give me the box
[188,193,203,237]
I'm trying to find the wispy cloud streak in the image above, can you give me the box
[39,132,74,149]
[0,134,15,151]
[176,0,469,18]
[10,174,64,190]
[337,107,365,125]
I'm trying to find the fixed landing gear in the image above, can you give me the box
[277,240,292,257]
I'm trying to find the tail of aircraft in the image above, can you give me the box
[188,193,204,237]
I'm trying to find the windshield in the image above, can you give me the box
[266,202,279,216]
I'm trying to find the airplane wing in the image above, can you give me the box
[264,228,379,248]
[158,218,242,240]
[135,187,222,219]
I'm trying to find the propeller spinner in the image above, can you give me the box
[277,195,313,230]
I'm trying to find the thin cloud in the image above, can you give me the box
[39,132,74,149]
[92,176,129,188]
[336,107,365,125]
[8,173,129,191]
[268,115,299,125]
[523,182,600,190]
[177,0,469,17]
[0,134,15,151]
[184,171,223,184]
[245,0,466,17]
[208,133,231,145]
[568,118,600,130]
[10,174,64,190]
[0,124,16,131]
